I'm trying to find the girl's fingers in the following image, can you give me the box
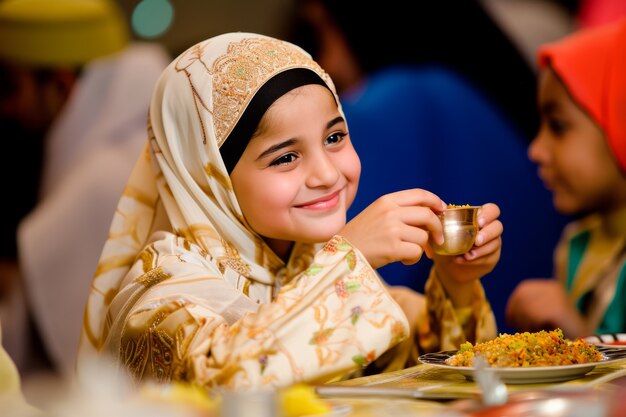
[387,188,447,212]
[461,236,501,261]
[475,219,504,246]
[398,224,430,248]
[395,206,443,239]
[477,203,501,227]
[396,241,427,265]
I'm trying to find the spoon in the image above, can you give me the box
[472,355,508,406]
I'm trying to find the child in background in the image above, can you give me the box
[506,18,626,339]
[78,32,503,389]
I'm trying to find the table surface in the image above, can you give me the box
[317,357,626,416]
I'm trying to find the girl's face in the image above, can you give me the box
[530,67,626,216]
[230,84,361,258]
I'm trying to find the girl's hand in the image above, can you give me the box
[430,203,503,306]
[505,279,591,339]
[340,189,447,269]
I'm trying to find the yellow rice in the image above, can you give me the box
[447,329,602,368]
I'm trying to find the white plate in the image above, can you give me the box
[584,333,626,347]
[418,346,626,384]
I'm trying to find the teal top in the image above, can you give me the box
[564,211,626,335]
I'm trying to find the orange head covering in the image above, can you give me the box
[538,18,626,173]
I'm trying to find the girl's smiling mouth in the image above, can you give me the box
[295,188,343,210]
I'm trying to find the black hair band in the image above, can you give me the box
[220,68,330,174]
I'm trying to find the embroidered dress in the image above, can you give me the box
[78,33,495,390]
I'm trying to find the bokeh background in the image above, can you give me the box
[116,0,295,57]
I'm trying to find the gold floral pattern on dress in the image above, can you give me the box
[122,300,200,384]
[335,281,349,298]
[138,248,156,273]
[352,350,376,367]
[241,277,251,297]
[123,308,169,382]
[305,264,323,276]
[309,328,334,345]
[424,268,495,352]
[350,306,362,324]
[172,322,196,381]
[123,331,149,382]
[216,238,251,277]
[135,266,170,287]
[322,236,340,254]
[390,321,408,347]
[149,328,174,382]
[283,242,316,279]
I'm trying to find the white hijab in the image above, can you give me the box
[80,32,341,360]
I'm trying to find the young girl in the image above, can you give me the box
[506,18,626,339]
[78,32,502,389]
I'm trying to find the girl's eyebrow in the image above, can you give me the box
[327,116,345,129]
[256,116,346,161]
[257,138,297,160]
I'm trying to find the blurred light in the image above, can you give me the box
[131,0,173,39]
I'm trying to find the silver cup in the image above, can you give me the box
[430,206,479,256]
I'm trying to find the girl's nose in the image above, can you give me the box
[528,129,548,165]
[305,152,340,188]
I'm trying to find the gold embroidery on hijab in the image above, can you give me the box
[139,250,155,273]
[186,224,221,246]
[209,37,330,147]
[136,266,171,287]
[217,238,252,276]
[204,162,232,191]
[94,254,138,277]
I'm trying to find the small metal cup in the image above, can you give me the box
[430,206,479,256]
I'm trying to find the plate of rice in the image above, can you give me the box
[418,329,626,384]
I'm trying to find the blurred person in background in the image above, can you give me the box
[0,0,170,382]
[506,18,626,339]
[288,0,569,333]
[290,0,542,139]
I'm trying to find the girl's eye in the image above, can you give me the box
[546,117,568,136]
[324,132,347,146]
[269,152,297,167]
